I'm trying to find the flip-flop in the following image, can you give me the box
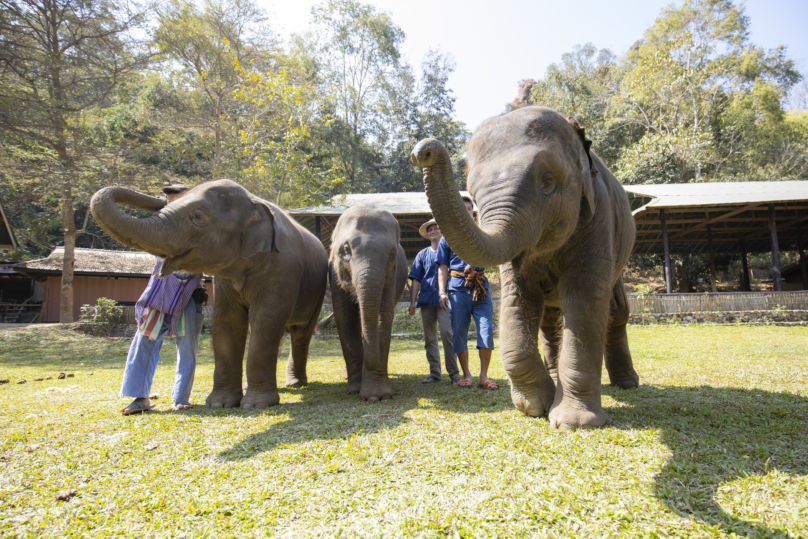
[456,378,473,389]
[477,380,500,390]
[422,375,442,384]
[450,375,463,385]
[121,400,156,416]
[173,403,193,410]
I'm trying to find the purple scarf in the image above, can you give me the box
[135,258,202,336]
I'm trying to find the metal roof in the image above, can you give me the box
[625,181,808,210]
[291,191,473,216]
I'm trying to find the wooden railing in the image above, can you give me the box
[113,291,808,325]
[626,291,808,313]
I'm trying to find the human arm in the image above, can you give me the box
[409,279,421,315]
[438,264,449,311]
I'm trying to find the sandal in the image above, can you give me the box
[450,375,462,385]
[477,380,500,390]
[456,378,473,389]
[121,400,156,416]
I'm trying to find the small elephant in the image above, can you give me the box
[90,180,328,409]
[329,205,408,401]
[411,106,639,430]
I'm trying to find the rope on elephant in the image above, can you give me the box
[450,268,488,301]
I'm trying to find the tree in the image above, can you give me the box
[306,0,405,191]
[0,0,151,321]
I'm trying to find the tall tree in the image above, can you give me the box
[306,0,405,191]
[0,0,150,321]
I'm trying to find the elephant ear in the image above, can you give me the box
[241,198,287,259]
[566,116,597,215]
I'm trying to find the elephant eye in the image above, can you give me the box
[191,209,208,226]
[541,173,556,195]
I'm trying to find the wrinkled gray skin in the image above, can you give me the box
[411,106,639,430]
[329,205,408,402]
[90,180,328,409]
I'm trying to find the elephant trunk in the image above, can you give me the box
[354,266,385,373]
[411,138,536,267]
[90,187,176,257]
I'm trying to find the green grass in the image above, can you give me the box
[1,325,807,537]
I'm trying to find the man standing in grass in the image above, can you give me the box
[409,217,460,385]
[119,185,208,415]
[437,196,498,390]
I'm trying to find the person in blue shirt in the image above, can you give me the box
[408,217,460,384]
[437,196,498,390]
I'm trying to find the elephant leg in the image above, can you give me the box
[605,275,639,389]
[207,288,247,409]
[330,270,363,394]
[500,265,555,417]
[241,305,288,409]
[360,276,396,402]
[549,271,612,430]
[285,307,321,388]
[539,307,562,385]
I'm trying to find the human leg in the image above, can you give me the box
[420,307,442,381]
[436,307,458,379]
[120,320,168,413]
[172,299,204,407]
[471,295,496,386]
[449,290,473,386]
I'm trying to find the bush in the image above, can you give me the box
[79,297,125,335]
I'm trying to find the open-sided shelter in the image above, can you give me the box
[289,192,474,259]
[626,181,808,292]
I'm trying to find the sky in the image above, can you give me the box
[257,0,808,131]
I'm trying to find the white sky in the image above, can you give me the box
[257,0,808,131]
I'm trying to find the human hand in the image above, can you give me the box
[439,293,449,311]
[409,302,416,316]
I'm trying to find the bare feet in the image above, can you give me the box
[173,403,193,411]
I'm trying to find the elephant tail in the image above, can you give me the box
[315,312,335,334]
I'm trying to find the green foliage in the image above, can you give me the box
[79,297,124,327]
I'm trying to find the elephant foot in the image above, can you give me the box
[206,388,243,409]
[359,381,393,402]
[285,374,308,388]
[510,383,554,417]
[548,399,606,430]
[609,370,639,390]
[347,378,362,394]
[241,388,280,409]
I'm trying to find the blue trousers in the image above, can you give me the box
[448,288,495,353]
[120,299,204,405]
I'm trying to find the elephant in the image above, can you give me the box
[411,106,639,430]
[329,205,408,402]
[90,179,328,409]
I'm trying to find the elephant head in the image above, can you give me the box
[330,205,403,375]
[410,106,597,268]
[90,179,289,288]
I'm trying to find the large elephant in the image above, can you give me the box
[411,106,639,430]
[329,205,408,402]
[90,180,328,409]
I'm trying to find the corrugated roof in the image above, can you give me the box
[625,181,808,210]
[291,191,474,215]
[15,247,156,276]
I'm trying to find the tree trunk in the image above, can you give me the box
[60,174,76,323]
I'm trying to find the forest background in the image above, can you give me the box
[1,0,807,320]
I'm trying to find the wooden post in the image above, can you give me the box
[768,205,782,292]
[797,219,808,290]
[740,238,750,291]
[315,216,321,241]
[660,209,673,294]
[706,223,717,292]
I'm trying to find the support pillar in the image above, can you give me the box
[706,224,717,292]
[740,238,750,291]
[315,216,321,241]
[660,209,673,294]
[797,219,808,290]
[769,205,782,292]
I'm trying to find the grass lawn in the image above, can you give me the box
[1,325,807,538]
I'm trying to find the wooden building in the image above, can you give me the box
[14,248,213,322]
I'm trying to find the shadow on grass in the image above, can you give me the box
[205,372,509,462]
[606,384,808,538]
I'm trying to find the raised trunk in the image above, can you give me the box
[355,269,384,373]
[411,138,533,267]
[90,187,175,257]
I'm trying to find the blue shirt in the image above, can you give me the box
[435,237,489,292]
[408,247,441,308]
